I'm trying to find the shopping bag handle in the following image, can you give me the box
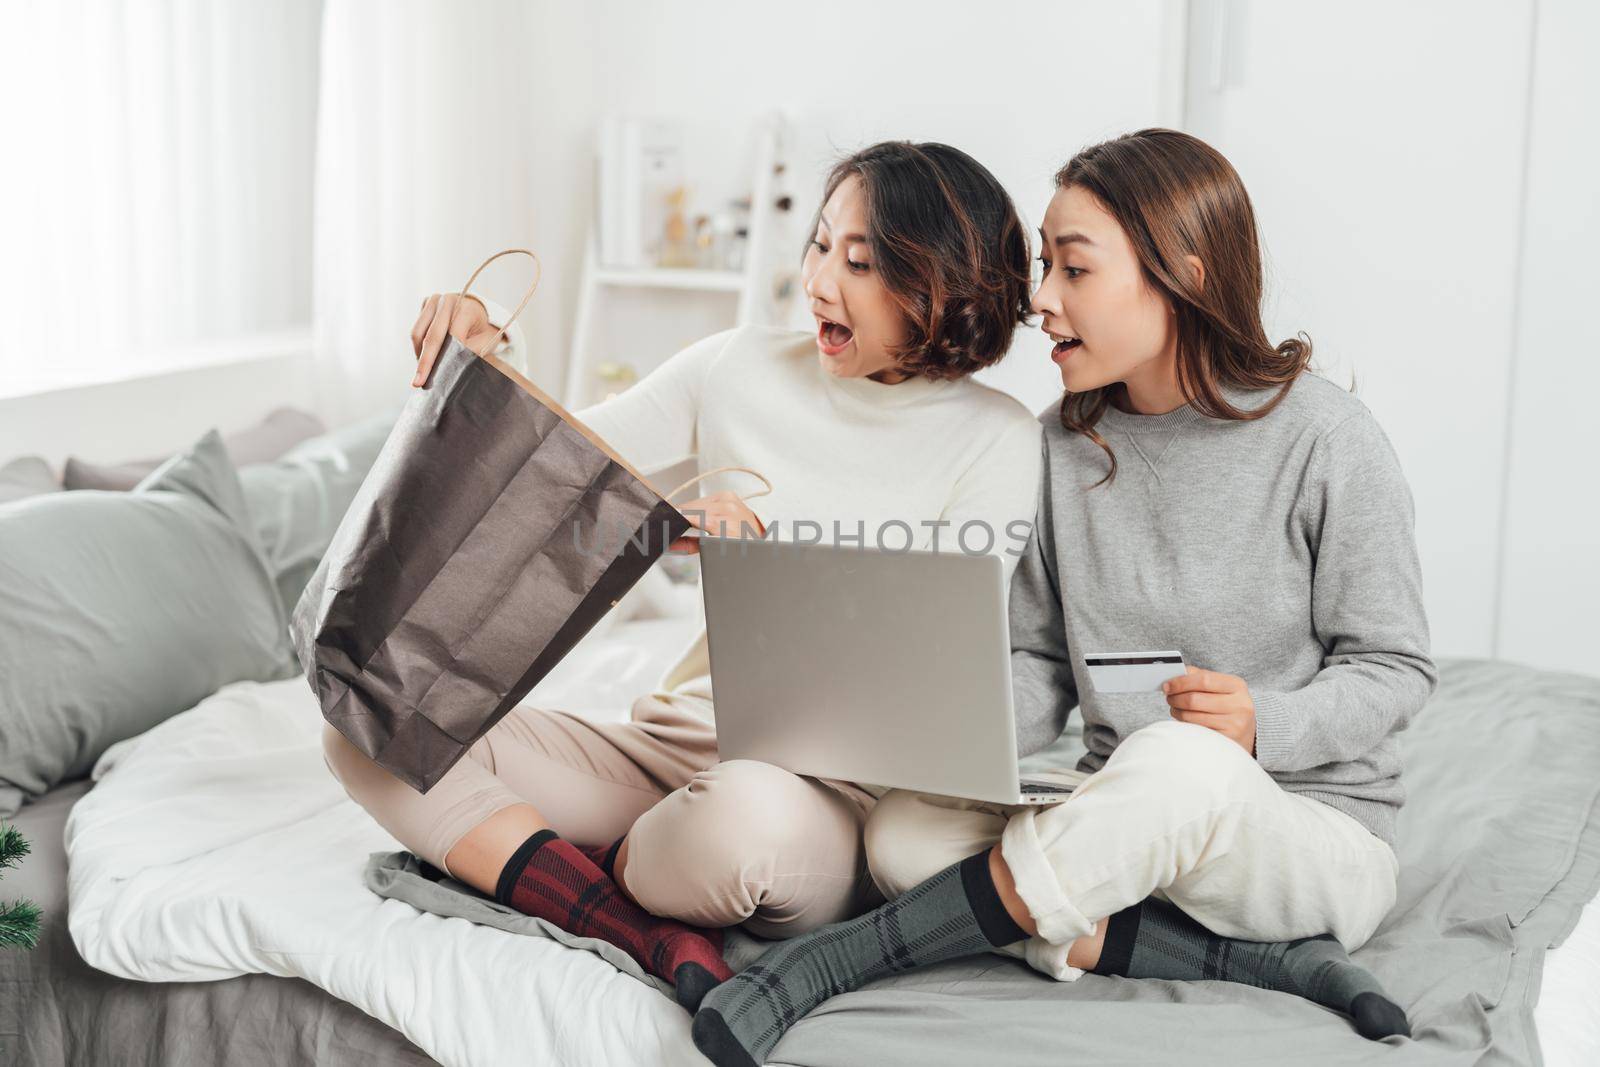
[664,466,773,504]
[459,248,543,353]
[458,250,771,513]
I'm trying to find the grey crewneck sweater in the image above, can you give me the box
[1010,373,1437,846]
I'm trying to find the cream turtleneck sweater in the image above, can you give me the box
[486,310,1042,725]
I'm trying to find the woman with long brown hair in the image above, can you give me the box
[691,129,1433,1064]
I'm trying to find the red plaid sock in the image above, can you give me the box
[495,830,731,1010]
[576,837,624,879]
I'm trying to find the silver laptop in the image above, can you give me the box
[698,536,1075,806]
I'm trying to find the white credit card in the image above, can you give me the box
[1085,650,1188,694]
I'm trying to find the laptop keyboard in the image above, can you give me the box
[1020,781,1071,795]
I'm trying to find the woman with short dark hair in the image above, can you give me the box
[322,141,1047,1008]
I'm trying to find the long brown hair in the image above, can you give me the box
[1054,128,1312,485]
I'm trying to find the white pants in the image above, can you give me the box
[865,720,1399,981]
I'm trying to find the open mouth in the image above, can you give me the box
[816,316,854,355]
[1050,334,1082,360]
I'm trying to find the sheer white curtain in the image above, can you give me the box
[312,0,540,426]
[0,0,321,398]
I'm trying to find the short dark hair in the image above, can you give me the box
[808,142,1032,380]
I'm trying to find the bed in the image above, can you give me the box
[3,407,1597,1066]
[29,606,1600,1067]
[1,780,436,1065]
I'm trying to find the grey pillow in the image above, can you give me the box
[0,429,297,815]
[62,406,326,491]
[0,456,58,504]
[237,406,401,615]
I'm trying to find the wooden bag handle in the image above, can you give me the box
[459,248,542,352]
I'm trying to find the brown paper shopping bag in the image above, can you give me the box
[291,249,769,793]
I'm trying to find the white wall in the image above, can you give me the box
[1497,0,1600,674]
[4,0,1591,672]
[1181,0,1546,662]
[13,0,1167,471]
[562,0,1598,669]
[523,0,1184,415]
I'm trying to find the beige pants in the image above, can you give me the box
[321,693,882,938]
[865,719,1399,981]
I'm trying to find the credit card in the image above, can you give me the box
[1084,650,1188,694]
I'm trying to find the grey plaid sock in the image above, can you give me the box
[1096,897,1410,1040]
[691,849,1024,1067]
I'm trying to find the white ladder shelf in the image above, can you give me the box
[562,118,787,411]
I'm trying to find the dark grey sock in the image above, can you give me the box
[691,849,1025,1067]
[1096,897,1410,1040]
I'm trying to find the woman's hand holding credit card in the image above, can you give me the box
[1086,651,1258,757]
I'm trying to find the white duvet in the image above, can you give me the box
[66,606,711,1067]
[63,582,1600,1067]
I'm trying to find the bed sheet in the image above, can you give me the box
[63,606,1600,1066]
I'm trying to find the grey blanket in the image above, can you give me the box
[367,658,1600,1065]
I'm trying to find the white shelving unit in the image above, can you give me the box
[589,266,745,292]
[562,117,789,411]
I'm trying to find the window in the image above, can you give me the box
[0,1,322,398]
